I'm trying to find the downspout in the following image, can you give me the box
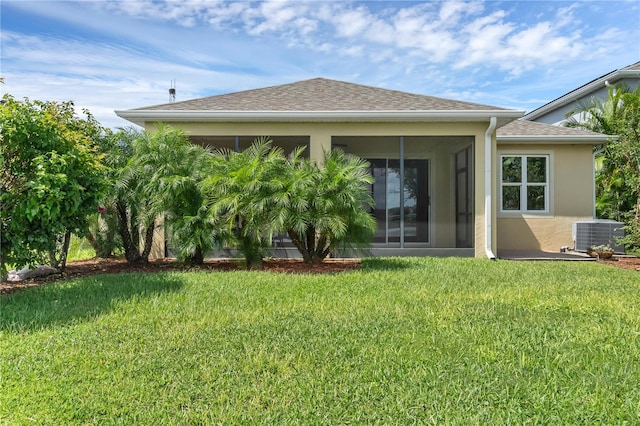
[399,136,405,248]
[593,146,605,218]
[485,117,497,260]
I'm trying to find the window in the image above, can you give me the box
[500,155,549,213]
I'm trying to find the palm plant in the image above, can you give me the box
[94,127,157,263]
[129,125,218,265]
[282,149,376,264]
[116,129,156,263]
[86,129,126,258]
[567,84,640,248]
[201,140,376,267]
[566,83,640,221]
[202,137,288,269]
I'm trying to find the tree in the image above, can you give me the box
[282,149,376,264]
[566,83,640,245]
[202,138,289,269]
[129,124,218,265]
[0,95,107,280]
[95,127,160,263]
[201,139,376,267]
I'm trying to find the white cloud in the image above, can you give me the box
[2,0,637,127]
[554,3,580,28]
[248,1,305,35]
[339,45,365,58]
[439,1,484,23]
[506,21,582,66]
[65,0,627,79]
[451,3,621,76]
[0,29,293,128]
[332,6,374,38]
[207,2,249,28]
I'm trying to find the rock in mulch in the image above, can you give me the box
[7,265,59,282]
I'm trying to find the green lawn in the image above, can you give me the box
[67,235,97,261]
[1,258,639,424]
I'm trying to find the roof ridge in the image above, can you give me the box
[135,77,510,112]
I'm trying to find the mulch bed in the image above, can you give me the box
[2,255,638,296]
[597,256,640,271]
[0,257,361,295]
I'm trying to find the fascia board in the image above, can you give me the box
[525,69,640,121]
[524,80,611,120]
[615,70,640,79]
[497,135,614,144]
[115,109,524,125]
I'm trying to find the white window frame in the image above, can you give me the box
[499,154,550,214]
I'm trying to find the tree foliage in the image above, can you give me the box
[202,138,376,267]
[282,149,376,264]
[0,105,376,276]
[203,138,289,269]
[129,125,218,265]
[89,127,156,263]
[0,95,107,279]
[566,83,640,246]
[88,125,222,265]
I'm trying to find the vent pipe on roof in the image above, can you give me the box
[169,79,176,103]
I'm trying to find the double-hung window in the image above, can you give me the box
[500,155,549,213]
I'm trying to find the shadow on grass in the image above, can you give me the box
[359,257,415,271]
[0,273,184,332]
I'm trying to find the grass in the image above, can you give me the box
[1,257,639,424]
[66,235,97,261]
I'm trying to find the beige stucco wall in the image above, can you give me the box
[496,143,595,251]
[145,120,493,256]
[144,119,597,256]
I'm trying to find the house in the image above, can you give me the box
[116,78,609,258]
[524,61,640,125]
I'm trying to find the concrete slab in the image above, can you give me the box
[498,250,595,261]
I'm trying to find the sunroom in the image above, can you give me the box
[116,78,525,258]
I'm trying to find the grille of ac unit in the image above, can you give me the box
[573,220,625,254]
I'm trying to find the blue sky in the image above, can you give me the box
[2,0,639,129]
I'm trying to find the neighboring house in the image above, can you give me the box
[524,61,640,125]
[116,78,609,258]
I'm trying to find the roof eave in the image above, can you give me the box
[115,109,524,127]
[524,69,640,121]
[497,135,613,144]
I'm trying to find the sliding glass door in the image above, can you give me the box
[455,146,474,248]
[369,159,429,244]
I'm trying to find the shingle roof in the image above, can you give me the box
[524,61,640,120]
[623,61,640,71]
[497,119,610,141]
[138,78,509,112]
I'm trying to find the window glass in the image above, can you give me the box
[502,157,521,183]
[527,157,546,182]
[502,186,521,210]
[527,186,546,210]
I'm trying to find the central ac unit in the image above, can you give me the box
[573,220,625,253]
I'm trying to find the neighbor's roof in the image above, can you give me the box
[497,119,612,144]
[524,61,640,121]
[116,78,524,126]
